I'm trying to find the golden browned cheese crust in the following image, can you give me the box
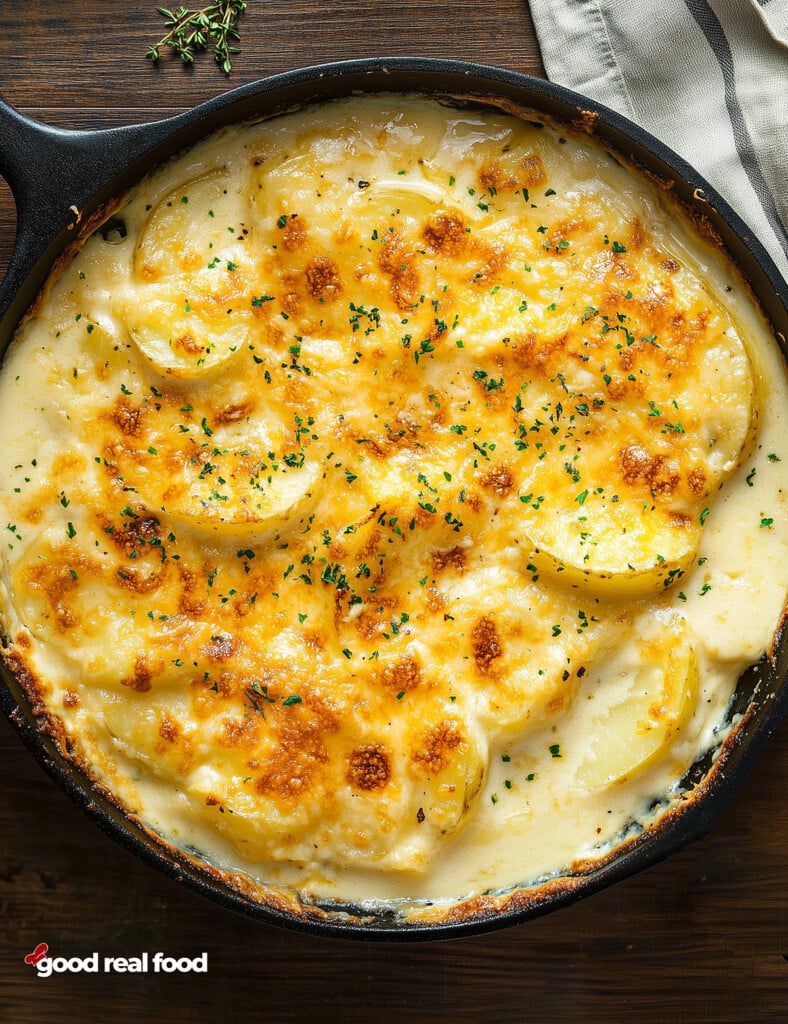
[0,96,784,900]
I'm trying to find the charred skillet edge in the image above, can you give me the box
[0,56,786,939]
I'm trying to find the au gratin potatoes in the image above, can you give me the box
[0,96,785,910]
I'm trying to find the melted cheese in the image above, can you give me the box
[0,96,785,912]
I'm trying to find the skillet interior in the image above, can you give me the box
[0,57,786,940]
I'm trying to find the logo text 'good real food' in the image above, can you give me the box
[26,948,208,978]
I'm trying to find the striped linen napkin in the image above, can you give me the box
[529,0,788,281]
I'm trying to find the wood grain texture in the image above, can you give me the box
[0,4,786,1021]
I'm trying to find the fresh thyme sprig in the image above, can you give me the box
[146,2,247,75]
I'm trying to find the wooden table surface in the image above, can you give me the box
[1,3,786,1021]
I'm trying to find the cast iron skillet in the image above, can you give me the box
[0,57,786,940]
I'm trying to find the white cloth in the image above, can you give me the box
[529,0,788,282]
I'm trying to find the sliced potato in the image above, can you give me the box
[344,715,488,871]
[120,170,257,380]
[98,390,324,536]
[101,693,196,780]
[408,718,487,837]
[348,179,458,226]
[522,497,699,597]
[115,285,253,380]
[134,171,244,281]
[117,446,324,536]
[164,455,322,535]
[187,744,317,852]
[10,533,166,685]
[574,613,698,789]
[689,328,760,477]
[445,567,615,737]
[250,149,354,250]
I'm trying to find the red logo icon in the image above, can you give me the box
[24,943,49,966]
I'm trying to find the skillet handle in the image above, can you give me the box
[0,96,179,323]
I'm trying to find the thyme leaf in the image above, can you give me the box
[146,2,246,75]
